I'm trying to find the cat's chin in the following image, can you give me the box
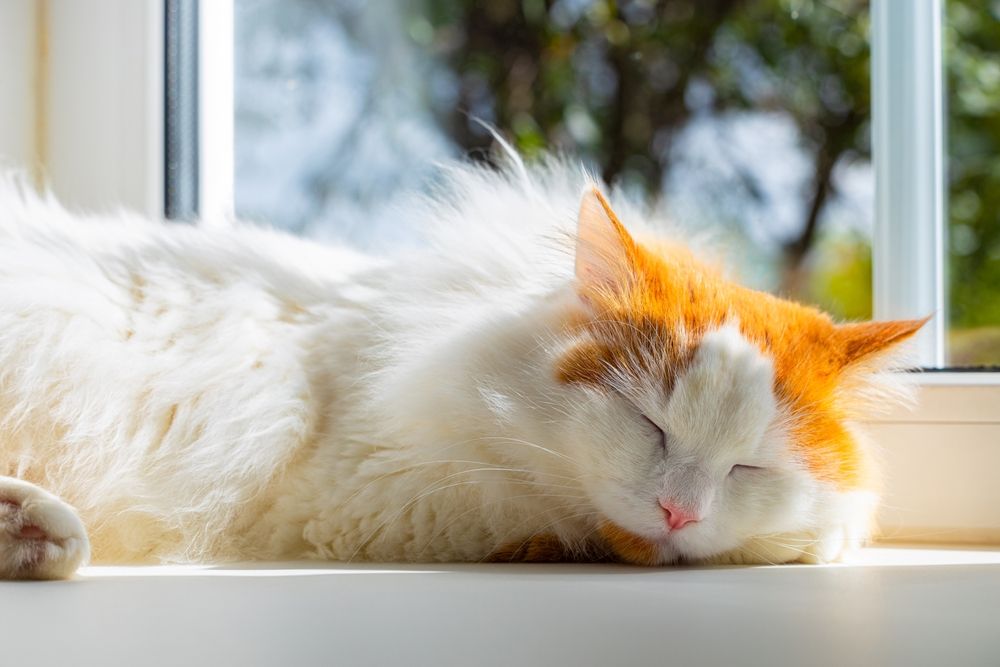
[596,519,753,566]
[597,520,688,566]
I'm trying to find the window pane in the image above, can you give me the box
[947,0,1000,366]
[235,0,873,320]
[234,0,452,244]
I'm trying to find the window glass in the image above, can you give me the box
[235,0,451,244]
[235,0,873,319]
[946,0,1000,366]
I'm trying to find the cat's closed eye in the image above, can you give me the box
[641,414,666,450]
[728,464,763,476]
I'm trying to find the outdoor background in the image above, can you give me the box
[234,0,1000,366]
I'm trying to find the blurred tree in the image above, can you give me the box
[708,1,868,294]
[419,0,868,289]
[417,0,999,362]
[946,0,1000,342]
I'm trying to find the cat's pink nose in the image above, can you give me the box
[660,501,699,530]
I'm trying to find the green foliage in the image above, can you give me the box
[947,0,1000,330]
[806,232,872,321]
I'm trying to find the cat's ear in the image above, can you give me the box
[836,317,929,366]
[575,186,637,296]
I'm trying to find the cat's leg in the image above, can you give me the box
[0,476,90,579]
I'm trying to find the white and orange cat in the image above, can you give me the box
[0,160,922,579]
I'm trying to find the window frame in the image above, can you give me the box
[163,0,233,223]
[27,0,165,219]
[872,0,946,368]
[8,0,232,223]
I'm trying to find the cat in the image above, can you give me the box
[0,159,923,579]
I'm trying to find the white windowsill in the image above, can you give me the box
[865,376,1000,545]
[3,547,996,666]
[869,372,1000,424]
[910,371,1000,387]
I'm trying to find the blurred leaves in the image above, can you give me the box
[947,0,1000,334]
[417,0,870,293]
[411,0,1000,360]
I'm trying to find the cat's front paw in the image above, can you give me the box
[0,478,90,579]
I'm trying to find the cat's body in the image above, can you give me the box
[0,162,921,578]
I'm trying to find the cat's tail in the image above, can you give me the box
[0,476,90,579]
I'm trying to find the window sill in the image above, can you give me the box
[4,548,998,665]
[864,375,1000,545]
[869,372,1000,424]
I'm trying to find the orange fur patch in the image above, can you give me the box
[488,533,571,562]
[597,521,660,566]
[554,340,611,387]
[566,188,925,491]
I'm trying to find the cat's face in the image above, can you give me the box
[550,188,924,564]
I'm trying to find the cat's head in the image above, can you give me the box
[551,187,925,564]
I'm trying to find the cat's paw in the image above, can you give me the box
[0,478,90,579]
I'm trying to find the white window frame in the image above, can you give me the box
[0,0,232,221]
[197,0,234,223]
[872,0,945,367]
[44,0,164,219]
[868,0,1000,544]
[0,0,996,546]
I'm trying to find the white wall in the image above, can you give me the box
[45,0,163,217]
[869,381,1000,545]
[0,0,37,172]
[0,0,162,217]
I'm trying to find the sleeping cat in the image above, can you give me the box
[0,160,922,579]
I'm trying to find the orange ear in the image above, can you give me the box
[574,186,637,296]
[837,317,930,366]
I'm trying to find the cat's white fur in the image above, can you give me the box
[0,163,880,578]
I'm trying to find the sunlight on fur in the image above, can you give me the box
[0,158,924,579]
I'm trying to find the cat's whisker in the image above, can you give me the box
[484,501,600,559]
[754,533,823,545]
[759,540,811,556]
[414,491,589,560]
[736,543,783,566]
[350,471,587,562]
[484,507,600,563]
[339,458,582,509]
[350,478,497,562]
[464,435,576,464]
[568,518,612,561]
